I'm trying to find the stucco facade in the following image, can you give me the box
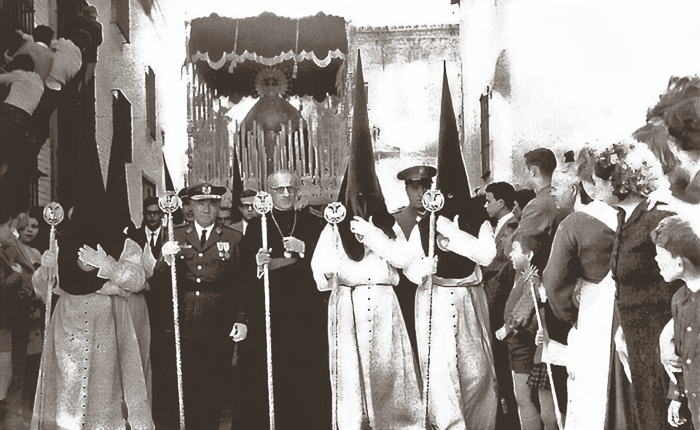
[32,0,188,226]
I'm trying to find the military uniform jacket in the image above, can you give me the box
[170,221,244,341]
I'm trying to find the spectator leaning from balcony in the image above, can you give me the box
[0,54,43,214]
[31,29,89,146]
[10,26,55,84]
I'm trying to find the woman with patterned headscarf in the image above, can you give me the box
[582,140,678,429]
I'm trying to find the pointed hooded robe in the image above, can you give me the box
[31,141,153,430]
[311,51,423,430]
[405,64,498,430]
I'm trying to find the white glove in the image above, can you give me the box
[415,256,437,279]
[161,240,180,265]
[256,248,272,266]
[405,254,437,284]
[41,246,59,269]
[349,216,381,240]
[78,244,116,278]
[495,326,508,341]
[230,323,247,342]
[436,214,460,238]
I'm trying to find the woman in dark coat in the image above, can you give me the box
[586,140,680,429]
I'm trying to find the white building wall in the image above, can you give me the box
[460,0,700,187]
[92,0,188,226]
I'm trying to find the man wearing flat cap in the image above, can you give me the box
[159,183,247,430]
[392,165,436,357]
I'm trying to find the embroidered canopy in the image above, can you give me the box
[188,12,349,102]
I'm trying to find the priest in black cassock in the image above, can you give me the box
[233,170,331,430]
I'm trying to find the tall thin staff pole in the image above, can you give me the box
[421,186,443,427]
[254,192,275,430]
[159,193,186,430]
[41,203,64,347]
[529,274,565,430]
[323,202,346,430]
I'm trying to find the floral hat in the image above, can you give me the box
[596,140,668,198]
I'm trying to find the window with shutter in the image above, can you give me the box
[146,67,157,140]
[480,88,491,182]
[112,90,133,163]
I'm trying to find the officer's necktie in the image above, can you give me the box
[200,229,207,248]
[150,232,156,249]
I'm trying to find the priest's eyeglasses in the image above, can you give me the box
[271,186,296,194]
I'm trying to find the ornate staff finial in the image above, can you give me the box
[324,202,346,225]
[254,191,273,215]
[43,202,65,227]
[159,191,182,214]
[422,189,444,213]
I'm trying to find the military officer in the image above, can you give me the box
[160,183,246,430]
[392,165,437,240]
[391,165,436,357]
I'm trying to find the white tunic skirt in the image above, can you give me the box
[415,275,498,430]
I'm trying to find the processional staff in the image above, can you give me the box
[421,185,444,428]
[254,191,275,430]
[159,192,186,430]
[324,202,346,430]
[41,202,64,347]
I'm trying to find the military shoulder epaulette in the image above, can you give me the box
[391,206,406,215]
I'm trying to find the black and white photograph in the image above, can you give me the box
[1,0,700,429]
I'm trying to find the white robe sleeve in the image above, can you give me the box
[360,225,415,270]
[311,224,342,292]
[97,239,147,293]
[441,220,496,266]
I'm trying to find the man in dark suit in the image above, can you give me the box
[481,181,520,430]
[482,181,518,283]
[127,196,165,258]
[160,183,246,430]
[230,189,260,235]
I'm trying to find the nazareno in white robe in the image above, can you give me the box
[312,224,423,430]
[31,239,154,430]
[405,221,498,430]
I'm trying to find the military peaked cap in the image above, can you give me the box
[397,165,437,182]
[188,183,226,200]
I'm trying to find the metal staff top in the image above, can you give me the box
[324,202,346,225]
[43,202,65,229]
[422,188,445,214]
[254,191,273,216]
[159,192,182,215]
